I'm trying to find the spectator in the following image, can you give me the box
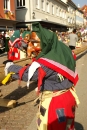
[5,31,10,52]
[68,29,78,50]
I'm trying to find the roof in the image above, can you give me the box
[67,0,78,9]
[55,0,68,7]
[0,18,20,23]
[80,5,87,17]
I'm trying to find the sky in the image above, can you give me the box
[72,0,87,7]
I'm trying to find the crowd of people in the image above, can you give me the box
[0,30,14,53]
[0,26,87,58]
[56,28,87,48]
[0,26,30,53]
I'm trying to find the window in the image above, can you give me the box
[47,2,49,13]
[73,19,75,24]
[62,10,64,18]
[68,7,70,12]
[71,18,72,24]
[64,11,67,19]
[41,0,45,11]
[4,0,10,10]
[36,0,40,9]
[70,9,73,14]
[57,7,60,16]
[60,9,62,17]
[56,7,59,16]
[52,5,54,15]
[56,7,58,16]
[17,0,25,8]
[73,11,75,14]
[59,9,61,17]
[68,17,70,23]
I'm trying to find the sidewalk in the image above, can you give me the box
[27,117,36,130]
[0,53,38,130]
[0,79,38,130]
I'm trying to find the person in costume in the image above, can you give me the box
[2,22,79,130]
[9,30,21,47]
[8,30,31,60]
[9,29,31,48]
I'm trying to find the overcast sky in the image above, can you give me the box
[72,0,87,7]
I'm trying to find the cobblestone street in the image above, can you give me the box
[0,50,87,130]
[0,53,38,130]
[0,79,38,130]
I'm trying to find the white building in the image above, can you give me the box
[67,0,76,29]
[15,0,84,31]
[15,0,69,31]
[76,9,84,28]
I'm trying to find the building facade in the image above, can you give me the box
[0,0,17,31]
[75,9,84,29]
[15,0,69,31]
[80,5,87,29]
[15,0,84,32]
[67,0,77,32]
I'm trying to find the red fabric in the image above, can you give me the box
[9,38,22,47]
[38,67,46,91]
[19,66,29,80]
[36,58,79,86]
[47,90,76,130]
[72,51,76,60]
[8,47,20,61]
[18,64,31,85]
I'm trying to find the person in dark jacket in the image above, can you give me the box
[0,32,5,53]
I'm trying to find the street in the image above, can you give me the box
[0,0,87,129]
[0,52,87,130]
[75,52,87,130]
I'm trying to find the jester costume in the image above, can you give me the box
[8,30,31,61]
[3,22,79,130]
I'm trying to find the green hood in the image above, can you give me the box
[32,22,75,71]
[22,31,31,38]
[32,22,78,85]
[10,30,20,42]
